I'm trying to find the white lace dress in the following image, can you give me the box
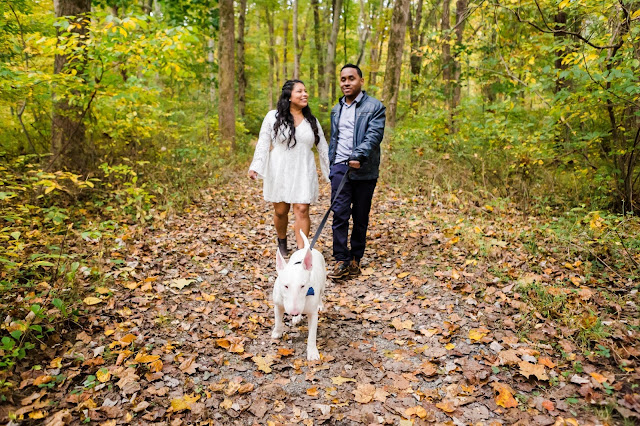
[249,110,330,204]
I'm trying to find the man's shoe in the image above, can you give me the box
[328,261,350,280]
[347,259,361,277]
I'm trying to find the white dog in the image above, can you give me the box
[272,230,326,361]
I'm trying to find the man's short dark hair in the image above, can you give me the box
[341,64,363,78]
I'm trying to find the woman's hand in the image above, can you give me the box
[248,170,259,180]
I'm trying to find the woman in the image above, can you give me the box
[248,80,330,256]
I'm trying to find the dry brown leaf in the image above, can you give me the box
[518,361,549,381]
[331,376,356,385]
[252,355,275,373]
[391,318,414,330]
[353,383,375,403]
[435,401,456,413]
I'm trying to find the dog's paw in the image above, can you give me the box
[317,302,324,312]
[291,315,303,325]
[307,346,320,361]
[271,328,284,339]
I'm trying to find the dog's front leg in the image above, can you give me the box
[306,311,320,361]
[272,304,285,339]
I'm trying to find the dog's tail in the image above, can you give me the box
[300,229,310,249]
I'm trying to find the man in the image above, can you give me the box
[327,64,386,280]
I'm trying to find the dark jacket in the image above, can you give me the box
[329,91,386,180]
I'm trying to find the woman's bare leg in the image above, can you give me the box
[273,202,290,239]
[292,203,310,248]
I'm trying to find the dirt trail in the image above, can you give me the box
[10,171,611,425]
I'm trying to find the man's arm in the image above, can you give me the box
[349,103,386,165]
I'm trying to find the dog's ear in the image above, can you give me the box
[300,229,310,248]
[302,249,313,271]
[276,247,287,272]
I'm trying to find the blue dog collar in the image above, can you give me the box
[306,287,315,296]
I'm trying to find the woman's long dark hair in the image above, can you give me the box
[273,79,320,148]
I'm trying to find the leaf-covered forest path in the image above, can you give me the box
[8,170,638,425]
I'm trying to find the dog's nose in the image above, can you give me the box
[290,310,300,316]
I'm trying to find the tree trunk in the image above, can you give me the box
[323,0,343,106]
[237,0,248,118]
[382,0,410,127]
[441,0,452,112]
[218,0,235,148]
[408,0,424,110]
[265,5,277,106]
[51,0,91,172]
[356,0,371,65]
[311,0,324,97]
[450,0,468,130]
[293,0,299,79]
[283,18,289,79]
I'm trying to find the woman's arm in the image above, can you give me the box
[316,120,330,183]
[248,111,275,179]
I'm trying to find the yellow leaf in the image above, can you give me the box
[170,394,200,412]
[29,410,46,419]
[220,398,233,410]
[468,329,488,341]
[307,387,319,397]
[83,297,102,305]
[135,354,160,363]
[445,343,455,350]
[202,292,216,302]
[49,357,62,368]
[558,0,571,9]
[95,287,111,294]
[492,382,518,408]
[397,272,410,279]
[331,376,356,385]
[484,204,493,212]
[96,368,111,383]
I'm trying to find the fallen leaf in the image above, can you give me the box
[135,354,160,363]
[202,292,216,301]
[542,400,555,411]
[518,361,549,381]
[397,272,410,279]
[468,328,489,341]
[590,372,607,384]
[219,398,233,410]
[307,387,319,397]
[169,278,194,289]
[238,383,254,394]
[33,375,54,386]
[353,383,375,403]
[277,348,294,356]
[96,368,110,383]
[252,355,275,373]
[436,401,456,413]
[391,318,414,330]
[170,393,200,412]
[373,388,389,403]
[491,382,518,408]
[331,376,356,385]
[83,297,102,306]
[538,357,556,368]
[445,343,455,350]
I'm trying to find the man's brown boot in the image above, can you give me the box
[347,259,361,277]
[328,261,350,280]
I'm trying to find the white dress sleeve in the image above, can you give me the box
[316,120,330,183]
[249,111,275,179]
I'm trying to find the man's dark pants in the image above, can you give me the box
[330,163,377,263]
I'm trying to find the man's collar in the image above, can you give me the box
[340,90,365,106]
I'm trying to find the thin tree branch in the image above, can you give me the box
[16,101,38,155]
[496,1,624,50]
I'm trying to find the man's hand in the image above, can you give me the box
[348,160,361,169]
[248,170,258,180]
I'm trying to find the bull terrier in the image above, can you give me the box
[272,230,326,361]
